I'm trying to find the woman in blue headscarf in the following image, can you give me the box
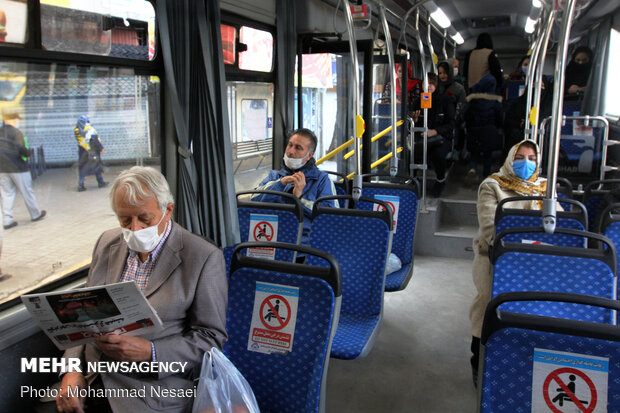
[74,115,107,192]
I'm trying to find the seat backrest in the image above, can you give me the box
[307,196,392,317]
[490,227,617,323]
[479,292,620,413]
[225,242,342,413]
[583,179,620,231]
[236,190,304,262]
[357,178,419,265]
[495,196,588,247]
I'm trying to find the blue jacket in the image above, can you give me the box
[252,158,337,242]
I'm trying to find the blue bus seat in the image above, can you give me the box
[358,174,420,291]
[494,196,588,247]
[479,292,620,412]
[225,242,342,413]
[598,203,620,253]
[490,227,617,323]
[307,195,393,359]
[236,190,304,261]
[584,179,620,231]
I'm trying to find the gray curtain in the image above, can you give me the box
[273,0,296,168]
[581,18,611,116]
[157,0,239,246]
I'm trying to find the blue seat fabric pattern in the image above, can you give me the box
[480,328,620,412]
[358,187,418,291]
[307,213,389,359]
[492,253,615,323]
[585,194,604,232]
[496,216,586,247]
[225,269,335,413]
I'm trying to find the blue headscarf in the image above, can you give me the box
[76,115,89,136]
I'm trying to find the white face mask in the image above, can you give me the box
[283,153,308,170]
[453,67,459,77]
[121,212,166,253]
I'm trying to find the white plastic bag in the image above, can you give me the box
[192,347,260,413]
[385,252,402,275]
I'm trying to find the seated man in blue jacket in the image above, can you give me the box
[252,128,337,243]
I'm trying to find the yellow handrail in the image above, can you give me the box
[343,120,404,160]
[344,147,404,180]
[315,119,404,165]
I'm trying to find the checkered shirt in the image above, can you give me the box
[120,220,173,290]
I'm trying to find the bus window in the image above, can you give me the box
[605,28,620,118]
[0,0,27,44]
[40,0,156,61]
[0,62,160,306]
[239,26,273,72]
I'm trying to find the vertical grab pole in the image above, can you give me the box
[530,9,556,146]
[416,10,429,209]
[442,30,448,61]
[544,0,577,234]
[426,14,437,73]
[523,21,543,141]
[377,3,399,177]
[343,1,364,200]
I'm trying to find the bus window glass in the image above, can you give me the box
[227,81,273,192]
[0,62,161,305]
[0,0,27,44]
[295,53,360,175]
[40,0,156,61]
[238,27,273,72]
[221,24,236,65]
[605,28,620,117]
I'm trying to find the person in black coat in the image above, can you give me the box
[412,72,455,196]
[565,46,593,95]
[465,74,503,179]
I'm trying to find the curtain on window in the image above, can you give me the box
[582,18,611,117]
[273,0,296,166]
[157,0,239,246]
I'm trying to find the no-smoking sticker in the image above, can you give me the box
[532,348,608,412]
[247,214,278,260]
[248,282,299,354]
[373,194,400,233]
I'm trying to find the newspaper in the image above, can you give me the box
[21,281,163,350]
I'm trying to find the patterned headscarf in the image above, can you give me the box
[488,140,547,208]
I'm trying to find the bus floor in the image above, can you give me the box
[326,256,478,412]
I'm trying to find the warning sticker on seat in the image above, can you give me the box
[373,194,399,233]
[531,348,608,412]
[247,282,299,354]
[247,214,278,260]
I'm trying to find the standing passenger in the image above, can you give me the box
[465,74,503,180]
[74,115,107,192]
[469,140,548,386]
[463,32,503,94]
[0,108,46,229]
[565,46,593,95]
[438,61,466,160]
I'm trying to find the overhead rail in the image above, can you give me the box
[316,120,405,166]
[539,115,614,183]
[544,0,577,235]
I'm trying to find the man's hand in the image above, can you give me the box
[281,172,306,198]
[567,84,581,94]
[95,334,152,361]
[427,129,438,137]
[56,372,86,413]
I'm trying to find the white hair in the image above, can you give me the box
[110,166,174,213]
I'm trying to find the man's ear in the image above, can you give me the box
[165,202,174,218]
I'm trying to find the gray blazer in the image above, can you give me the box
[62,222,228,412]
